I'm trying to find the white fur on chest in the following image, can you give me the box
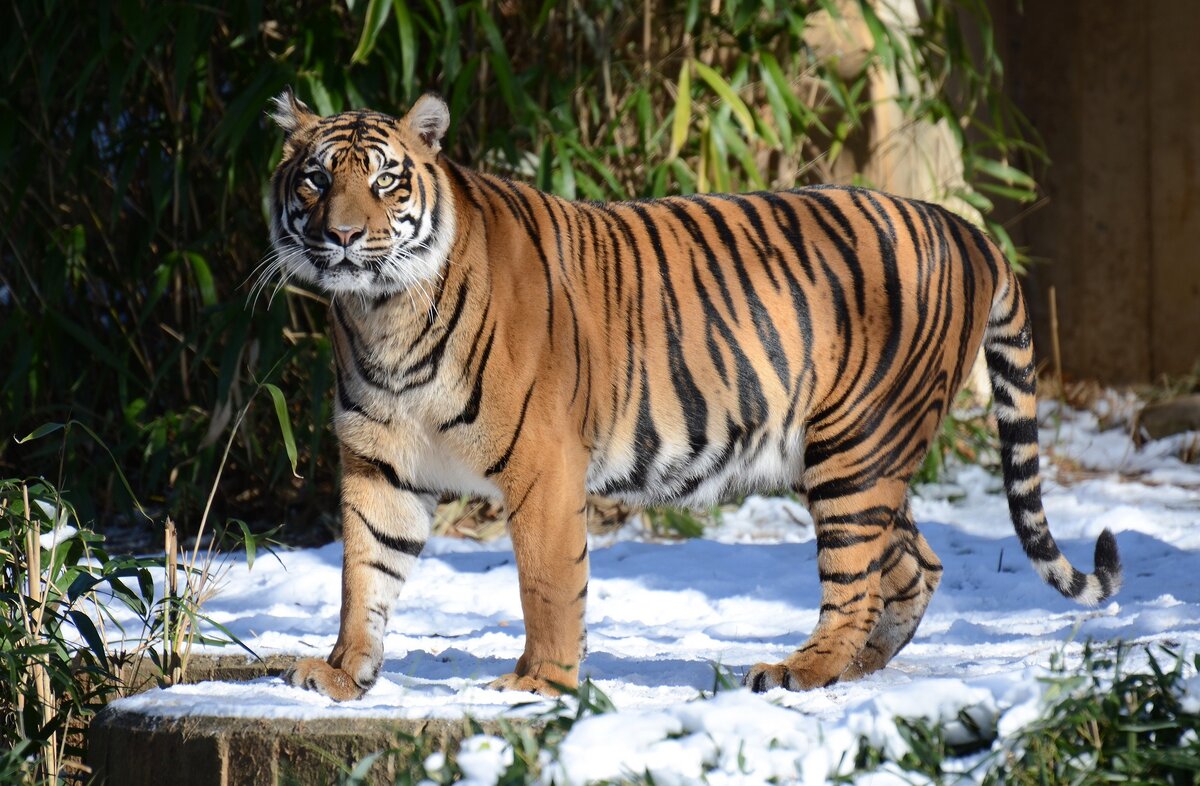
[336,377,501,501]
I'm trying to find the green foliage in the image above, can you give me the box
[850,707,993,780]
[847,643,1200,785]
[643,505,711,539]
[1,463,269,782]
[319,646,1200,785]
[989,644,1200,786]
[0,477,161,782]
[914,396,999,486]
[322,678,620,785]
[1,1,1041,533]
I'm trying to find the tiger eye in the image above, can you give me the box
[375,172,397,190]
[305,170,329,191]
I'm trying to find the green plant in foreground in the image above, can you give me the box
[1,473,271,784]
[1,478,160,783]
[848,643,1200,785]
[987,644,1200,786]
[2,381,289,781]
[315,645,1199,786]
[309,679,618,785]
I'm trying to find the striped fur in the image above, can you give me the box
[268,92,1121,700]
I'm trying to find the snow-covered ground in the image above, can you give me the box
[112,402,1200,783]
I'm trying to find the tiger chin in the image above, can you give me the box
[266,89,1121,702]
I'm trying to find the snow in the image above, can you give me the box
[107,402,1200,782]
[34,498,77,549]
[454,735,516,785]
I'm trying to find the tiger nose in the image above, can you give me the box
[325,225,365,247]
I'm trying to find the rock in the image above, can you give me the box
[1135,394,1200,442]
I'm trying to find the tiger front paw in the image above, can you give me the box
[486,672,566,696]
[284,655,373,702]
[487,658,578,696]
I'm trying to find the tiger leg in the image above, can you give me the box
[286,451,432,701]
[841,501,943,680]
[745,475,907,692]
[489,448,589,696]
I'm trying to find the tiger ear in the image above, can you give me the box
[268,87,318,136]
[402,93,450,152]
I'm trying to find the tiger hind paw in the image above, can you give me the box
[743,661,835,693]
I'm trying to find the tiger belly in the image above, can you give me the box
[586,423,807,509]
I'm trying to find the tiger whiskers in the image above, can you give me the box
[267,263,303,309]
[249,243,308,311]
[245,244,294,297]
[381,243,443,322]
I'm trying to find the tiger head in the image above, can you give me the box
[265,90,455,296]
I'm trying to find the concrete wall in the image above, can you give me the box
[994,0,1200,383]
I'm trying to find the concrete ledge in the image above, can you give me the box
[88,703,508,785]
[120,653,296,693]
[88,655,521,785]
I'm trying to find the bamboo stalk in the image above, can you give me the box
[701,0,721,65]
[5,494,25,729]
[165,516,183,686]
[25,483,58,780]
[643,0,652,76]
[1049,285,1064,399]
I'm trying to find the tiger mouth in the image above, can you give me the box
[269,227,435,295]
[299,248,412,294]
[303,247,382,273]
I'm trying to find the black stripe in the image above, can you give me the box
[351,504,425,557]
[817,530,885,550]
[662,200,741,322]
[477,177,557,344]
[690,253,730,384]
[690,197,791,388]
[367,560,406,581]
[332,349,385,422]
[1064,569,1087,598]
[802,189,864,315]
[352,452,438,497]
[438,329,494,432]
[444,160,489,216]
[506,474,539,520]
[460,302,493,380]
[1021,531,1060,562]
[629,203,709,460]
[985,347,1036,395]
[485,383,536,477]
[539,193,585,402]
[400,275,471,391]
[816,565,881,585]
[818,506,894,527]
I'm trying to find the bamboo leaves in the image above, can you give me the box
[972,157,1038,203]
[0,0,1044,539]
[668,60,691,161]
[350,0,394,64]
[263,383,301,479]
[394,1,417,99]
[692,61,755,139]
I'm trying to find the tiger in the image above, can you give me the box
[266,89,1121,701]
